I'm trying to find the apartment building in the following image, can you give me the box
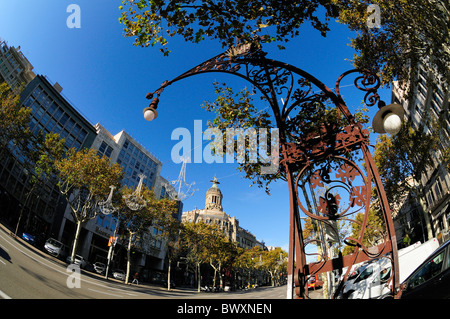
[391,64,449,244]
[0,40,35,90]
[0,73,97,240]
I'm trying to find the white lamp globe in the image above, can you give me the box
[143,107,158,121]
[383,113,402,135]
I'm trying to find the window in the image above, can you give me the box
[48,102,58,115]
[99,141,107,153]
[60,113,69,125]
[408,250,445,289]
[53,107,63,121]
[98,141,113,158]
[78,129,87,142]
[65,118,75,132]
[355,266,373,283]
[72,124,81,136]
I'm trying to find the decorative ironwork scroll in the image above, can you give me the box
[144,38,399,299]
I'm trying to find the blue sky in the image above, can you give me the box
[0,1,391,255]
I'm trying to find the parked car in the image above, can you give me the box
[66,254,87,269]
[44,238,68,259]
[22,233,36,245]
[347,238,440,299]
[94,262,106,274]
[341,262,372,298]
[112,269,126,281]
[400,239,450,299]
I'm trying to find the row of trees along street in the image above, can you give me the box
[171,221,288,291]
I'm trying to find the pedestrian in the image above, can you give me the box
[132,272,139,285]
[403,234,411,247]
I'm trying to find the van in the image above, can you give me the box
[347,238,439,299]
[44,238,68,259]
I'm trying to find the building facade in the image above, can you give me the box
[0,73,97,242]
[0,40,35,90]
[58,123,179,273]
[391,64,449,245]
[181,177,263,249]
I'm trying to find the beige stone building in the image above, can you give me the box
[182,177,263,249]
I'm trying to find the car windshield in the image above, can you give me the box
[354,266,373,283]
[408,250,445,289]
[47,239,62,247]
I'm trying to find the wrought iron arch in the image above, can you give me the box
[144,39,399,299]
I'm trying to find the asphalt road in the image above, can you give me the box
[0,224,323,300]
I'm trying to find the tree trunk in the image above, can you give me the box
[71,220,82,262]
[219,264,223,290]
[14,186,35,236]
[197,262,201,292]
[213,267,217,289]
[167,259,172,290]
[125,232,133,284]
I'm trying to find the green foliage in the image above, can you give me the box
[119,1,448,97]
[55,148,124,222]
[31,132,66,185]
[0,81,32,156]
[342,207,386,255]
[332,0,449,90]
[373,121,440,203]
[202,82,278,193]
[118,0,339,55]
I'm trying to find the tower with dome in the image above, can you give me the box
[181,176,263,249]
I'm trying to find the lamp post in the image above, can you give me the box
[143,38,403,298]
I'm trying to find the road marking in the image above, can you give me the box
[0,289,12,299]
[88,288,122,297]
[0,229,145,298]
[0,232,66,275]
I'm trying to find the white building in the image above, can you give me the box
[391,63,449,245]
[0,40,35,90]
[58,123,178,272]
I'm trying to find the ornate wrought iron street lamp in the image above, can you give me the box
[142,38,402,299]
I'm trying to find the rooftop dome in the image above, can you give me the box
[206,176,222,194]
